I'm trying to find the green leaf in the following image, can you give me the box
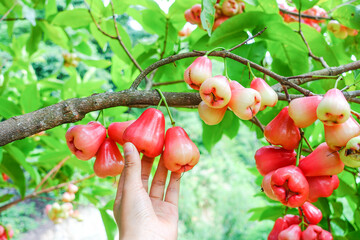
[222,111,240,139]
[52,9,93,28]
[26,25,42,56]
[22,4,36,26]
[4,145,40,185]
[202,121,224,152]
[0,97,22,119]
[45,0,57,19]
[333,5,360,30]
[0,148,3,165]
[20,84,41,113]
[257,0,278,13]
[0,154,26,198]
[39,21,69,50]
[0,194,14,203]
[201,0,216,36]
[331,201,344,218]
[82,59,111,68]
[99,208,117,240]
[292,0,320,11]
[74,41,92,55]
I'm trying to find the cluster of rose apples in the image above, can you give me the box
[184,56,278,125]
[279,2,358,39]
[66,108,200,175]
[184,0,245,32]
[327,20,358,39]
[0,225,13,240]
[45,184,81,224]
[256,88,360,239]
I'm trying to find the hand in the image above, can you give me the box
[113,142,181,240]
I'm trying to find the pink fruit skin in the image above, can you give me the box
[94,138,124,178]
[123,108,165,158]
[163,126,200,173]
[271,165,309,208]
[108,120,136,145]
[228,87,261,120]
[300,201,323,225]
[250,78,278,110]
[190,4,202,24]
[213,16,230,31]
[301,225,333,240]
[262,171,278,201]
[184,56,212,90]
[278,224,302,240]
[198,101,227,125]
[255,146,296,176]
[199,75,231,109]
[316,88,350,126]
[222,0,239,17]
[268,215,301,240]
[65,121,106,160]
[306,175,339,202]
[264,107,301,150]
[299,143,344,176]
[288,96,323,128]
[324,116,360,151]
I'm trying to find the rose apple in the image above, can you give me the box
[288,96,323,128]
[184,56,212,90]
[123,108,165,158]
[199,75,231,108]
[198,101,227,125]
[278,225,301,240]
[222,0,239,17]
[261,171,278,201]
[299,201,322,225]
[250,77,278,110]
[306,175,339,202]
[163,126,200,173]
[228,87,261,120]
[108,120,135,145]
[94,138,124,178]
[301,225,333,240]
[339,136,360,168]
[213,16,229,31]
[264,107,301,150]
[65,121,106,160]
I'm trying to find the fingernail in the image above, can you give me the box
[123,142,135,155]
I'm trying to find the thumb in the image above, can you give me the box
[122,142,142,191]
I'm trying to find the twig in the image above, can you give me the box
[328,0,357,14]
[152,80,184,87]
[250,116,265,132]
[85,2,117,39]
[279,7,331,21]
[159,18,169,60]
[0,174,95,212]
[351,110,360,121]
[300,129,313,151]
[282,85,291,103]
[34,156,70,191]
[228,27,267,52]
[298,31,329,68]
[0,1,18,23]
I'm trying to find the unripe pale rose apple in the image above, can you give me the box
[250,77,278,110]
[198,101,227,125]
[339,136,360,168]
[316,88,350,126]
[228,88,261,120]
[184,56,212,90]
[222,0,239,17]
[199,75,231,108]
[288,96,323,128]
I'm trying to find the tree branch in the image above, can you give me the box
[279,7,331,21]
[0,1,18,23]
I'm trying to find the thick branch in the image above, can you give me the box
[279,7,331,21]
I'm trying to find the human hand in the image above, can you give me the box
[113,142,181,240]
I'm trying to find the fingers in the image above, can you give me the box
[113,174,125,223]
[122,142,143,192]
[149,157,168,200]
[141,155,155,192]
[164,172,181,206]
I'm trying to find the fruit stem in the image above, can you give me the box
[157,99,163,109]
[247,62,257,79]
[334,75,343,89]
[296,137,303,166]
[155,89,176,127]
[205,47,226,56]
[300,129,313,151]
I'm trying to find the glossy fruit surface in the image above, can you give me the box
[65,121,106,160]
[198,101,227,125]
[278,224,301,240]
[316,88,350,126]
[264,107,301,150]
[299,201,322,224]
[262,171,278,201]
[123,108,165,158]
[163,126,200,173]
[250,77,278,110]
[324,116,360,150]
[108,120,135,145]
[222,0,239,16]
[199,75,231,108]
[271,165,309,208]
[288,96,322,128]
[255,146,296,176]
[184,56,212,90]
[299,143,344,176]
[268,215,301,240]
[228,87,261,120]
[94,138,124,178]
[301,225,333,240]
[306,175,339,202]
[339,136,360,167]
